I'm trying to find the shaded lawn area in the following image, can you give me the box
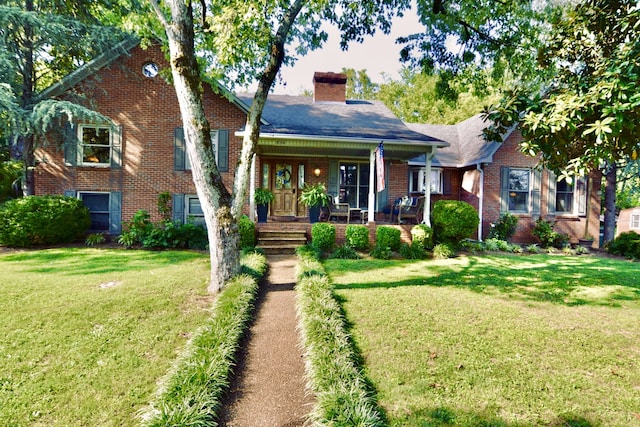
[0,248,211,426]
[325,254,640,427]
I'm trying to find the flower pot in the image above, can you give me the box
[578,238,594,248]
[257,204,269,223]
[308,205,321,223]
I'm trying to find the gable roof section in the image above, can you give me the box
[37,37,256,120]
[407,114,506,168]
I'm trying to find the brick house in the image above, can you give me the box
[34,40,601,247]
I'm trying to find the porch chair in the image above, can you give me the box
[397,196,425,224]
[327,197,351,222]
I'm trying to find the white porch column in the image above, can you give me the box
[249,154,256,222]
[368,147,376,223]
[477,163,485,241]
[423,148,436,226]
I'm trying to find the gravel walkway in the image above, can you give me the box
[220,254,313,427]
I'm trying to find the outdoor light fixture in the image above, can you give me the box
[314,167,321,176]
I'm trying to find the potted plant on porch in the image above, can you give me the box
[254,188,274,223]
[299,183,330,223]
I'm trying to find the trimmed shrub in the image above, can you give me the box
[0,195,90,247]
[344,224,369,250]
[431,200,479,245]
[375,226,401,251]
[488,212,519,241]
[238,214,256,249]
[532,218,569,249]
[311,222,336,252]
[607,232,640,259]
[411,224,433,250]
[369,245,393,260]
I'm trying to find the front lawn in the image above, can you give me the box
[0,248,211,426]
[325,254,640,426]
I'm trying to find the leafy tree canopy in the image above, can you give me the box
[483,0,640,178]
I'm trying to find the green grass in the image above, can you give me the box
[0,248,212,426]
[325,254,640,427]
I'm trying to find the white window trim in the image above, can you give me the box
[553,176,587,216]
[631,213,640,230]
[185,131,219,170]
[410,168,443,194]
[507,167,530,213]
[78,124,112,167]
[185,194,205,225]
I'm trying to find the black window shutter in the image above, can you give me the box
[500,167,510,213]
[173,193,185,224]
[63,123,77,166]
[109,192,122,235]
[217,129,229,172]
[111,125,123,168]
[174,127,185,171]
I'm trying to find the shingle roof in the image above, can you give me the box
[406,114,506,168]
[237,94,446,144]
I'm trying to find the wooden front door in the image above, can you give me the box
[271,162,300,216]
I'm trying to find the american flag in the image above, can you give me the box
[375,142,385,192]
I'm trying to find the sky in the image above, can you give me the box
[271,9,425,95]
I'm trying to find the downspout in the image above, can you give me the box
[477,163,484,241]
[249,154,256,222]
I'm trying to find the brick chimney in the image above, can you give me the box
[313,72,347,103]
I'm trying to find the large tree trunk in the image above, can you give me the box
[231,0,307,216]
[20,0,36,196]
[602,161,617,245]
[155,0,240,293]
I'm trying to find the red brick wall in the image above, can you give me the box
[483,130,602,247]
[35,44,247,223]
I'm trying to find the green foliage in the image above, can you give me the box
[431,200,479,244]
[141,253,266,426]
[532,218,569,249]
[254,188,274,205]
[295,248,386,426]
[377,69,503,124]
[411,223,433,250]
[484,1,640,175]
[238,214,256,249]
[375,226,401,251]
[118,210,208,250]
[0,157,22,203]
[432,243,456,260]
[488,212,519,241]
[606,232,640,260]
[345,224,369,251]
[526,244,541,254]
[311,222,336,252]
[85,233,106,246]
[157,191,172,221]
[329,245,361,260]
[369,245,393,260]
[299,183,330,207]
[0,195,90,247]
[398,243,427,260]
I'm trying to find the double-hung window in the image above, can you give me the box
[409,168,443,194]
[549,174,587,216]
[185,195,206,226]
[339,162,369,207]
[79,125,111,165]
[500,167,541,214]
[631,213,640,230]
[64,122,122,167]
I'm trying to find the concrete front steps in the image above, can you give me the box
[257,229,307,255]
